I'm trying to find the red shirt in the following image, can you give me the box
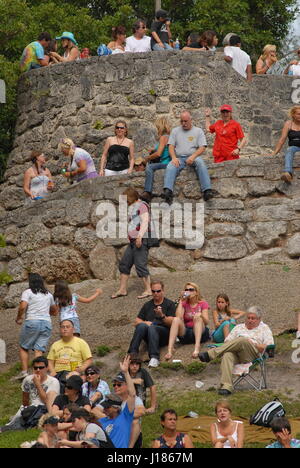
[209,120,244,163]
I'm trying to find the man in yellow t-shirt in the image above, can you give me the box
[48,320,93,377]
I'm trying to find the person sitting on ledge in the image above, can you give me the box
[256,44,278,75]
[50,32,80,62]
[152,409,194,448]
[205,105,246,163]
[165,282,210,361]
[128,280,176,368]
[23,150,54,200]
[151,10,173,51]
[140,117,171,203]
[182,32,203,50]
[108,26,127,54]
[162,111,213,204]
[60,138,98,183]
[99,120,135,176]
[20,32,51,72]
[224,35,252,82]
[125,20,151,53]
[271,105,300,183]
[199,306,274,396]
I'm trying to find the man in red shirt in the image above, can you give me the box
[205,105,246,163]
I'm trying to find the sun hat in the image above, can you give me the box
[56,32,78,46]
[101,394,123,409]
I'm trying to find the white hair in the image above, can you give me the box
[247,306,263,319]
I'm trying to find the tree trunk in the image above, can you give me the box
[155,0,161,12]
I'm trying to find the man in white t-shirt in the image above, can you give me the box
[125,20,151,53]
[224,35,252,82]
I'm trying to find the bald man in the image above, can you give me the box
[163,112,213,204]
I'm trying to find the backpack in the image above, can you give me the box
[249,398,286,428]
[21,405,48,429]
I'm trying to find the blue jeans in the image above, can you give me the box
[144,162,167,193]
[164,156,211,192]
[153,43,173,51]
[128,323,170,359]
[284,146,300,174]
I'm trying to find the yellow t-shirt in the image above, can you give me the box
[47,337,92,373]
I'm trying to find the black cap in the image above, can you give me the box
[156,9,168,19]
[113,372,126,383]
[101,394,123,409]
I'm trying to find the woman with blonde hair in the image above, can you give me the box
[140,117,172,203]
[211,401,244,448]
[165,282,210,360]
[60,138,98,183]
[99,120,135,176]
[271,105,300,183]
[256,44,278,74]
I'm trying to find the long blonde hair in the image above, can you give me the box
[155,117,171,138]
[59,138,75,153]
[260,44,276,62]
[184,282,202,303]
[289,105,300,121]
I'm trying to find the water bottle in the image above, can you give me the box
[183,291,190,299]
[175,38,180,50]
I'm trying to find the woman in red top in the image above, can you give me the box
[205,105,246,163]
[165,282,209,360]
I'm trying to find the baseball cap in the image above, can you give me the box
[113,372,126,383]
[101,394,123,409]
[220,104,233,112]
[156,9,169,19]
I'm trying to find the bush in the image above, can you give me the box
[185,361,206,375]
[96,345,111,357]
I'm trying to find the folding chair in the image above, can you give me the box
[233,345,275,391]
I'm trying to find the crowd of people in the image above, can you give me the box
[0,269,281,448]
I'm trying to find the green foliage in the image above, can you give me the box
[185,361,206,375]
[96,345,111,357]
[0,234,6,248]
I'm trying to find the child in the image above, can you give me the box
[212,294,245,344]
[37,415,60,448]
[54,280,102,336]
[266,417,300,448]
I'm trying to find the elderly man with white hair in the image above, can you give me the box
[199,306,274,396]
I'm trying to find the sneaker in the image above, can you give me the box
[162,189,173,205]
[140,191,152,203]
[11,371,29,382]
[281,172,292,183]
[218,389,232,396]
[148,358,160,368]
[199,352,211,363]
[203,189,214,202]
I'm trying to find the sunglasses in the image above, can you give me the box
[86,372,96,377]
[152,289,162,293]
[34,366,46,370]
[115,126,126,130]
[113,382,123,387]
[185,288,196,292]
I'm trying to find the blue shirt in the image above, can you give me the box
[100,403,134,448]
[266,439,300,448]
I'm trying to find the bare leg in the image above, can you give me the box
[20,347,29,372]
[223,324,230,340]
[112,274,129,298]
[165,317,185,360]
[34,350,43,359]
[192,315,204,358]
[138,276,152,298]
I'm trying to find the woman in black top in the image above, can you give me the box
[99,120,135,176]
[272,105,300,183]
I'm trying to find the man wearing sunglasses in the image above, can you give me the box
[125,20,151,53]
[128,280,176,368]
[0,357,59,433]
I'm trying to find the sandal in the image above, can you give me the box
[111,293,128,299]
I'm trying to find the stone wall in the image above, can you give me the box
[1,50,300,308]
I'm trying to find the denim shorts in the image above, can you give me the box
[19,320,52,352]
[179,327,210,345]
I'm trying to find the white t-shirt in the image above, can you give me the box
[290,63,300,76]
[125,36,151,53]
[58,293,79,322]
[224,46,252,79]
[22,375,60,407]
[21,289,55,322]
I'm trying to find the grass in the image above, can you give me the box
[1,363,300,448]
[96,345,111,357]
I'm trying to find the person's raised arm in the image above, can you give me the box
[120,355,136,413]
[77,289,103,304]
[205,108,213,132]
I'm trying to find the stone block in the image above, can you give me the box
[203,237,248,260]
[287,233,300,258]
[89,242,116,280]
[247,221,288,248]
